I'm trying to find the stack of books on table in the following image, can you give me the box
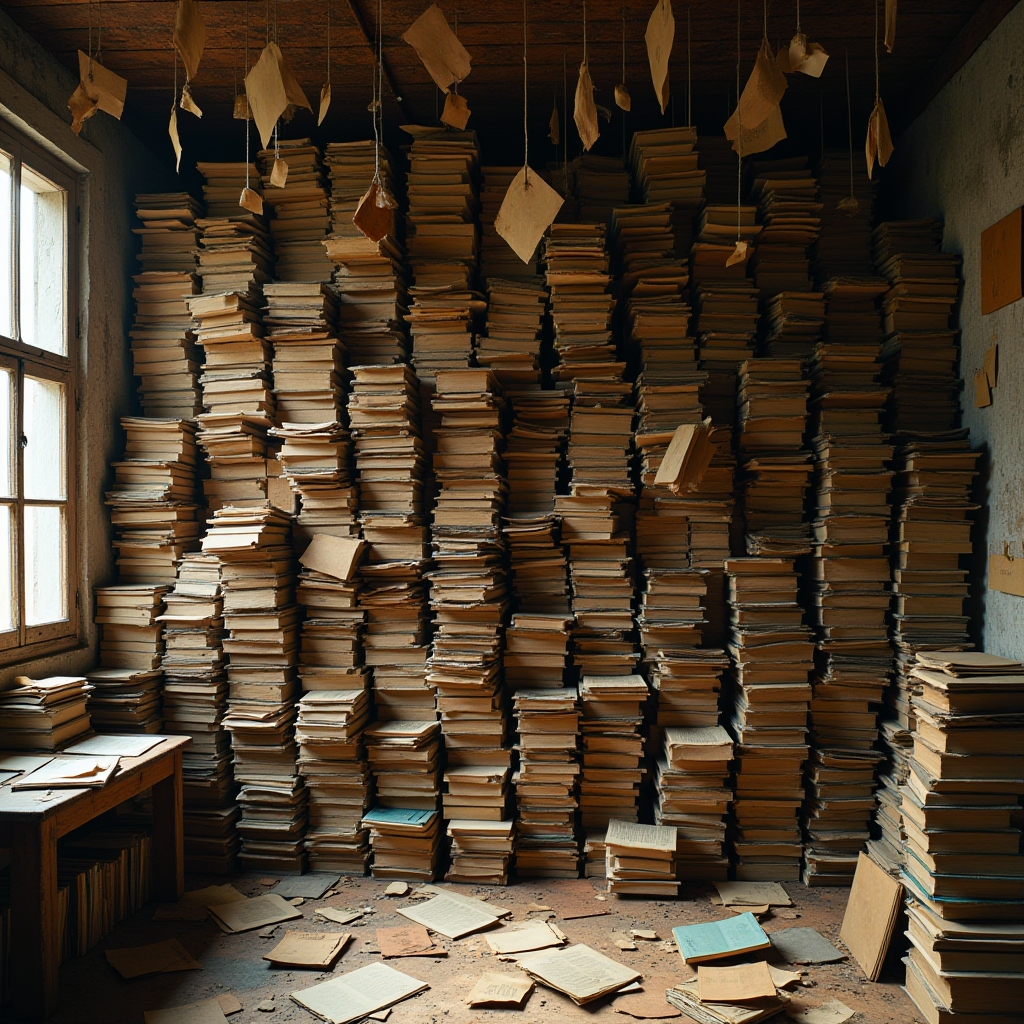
[0,675,92,750]
[361,806,441,882]
[604,818,680,896]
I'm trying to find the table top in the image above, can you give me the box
[0,734,190,823]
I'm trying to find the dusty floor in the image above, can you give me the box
[49,874,920,1024]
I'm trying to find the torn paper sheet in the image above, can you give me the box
[290,961,428,1024]
[263,930,350,968]
[319,83,332,125]
[245,42,311,150]
[78,51,127,119]
[724,40,787,153]
[549,101,560,145]
[239,187,264,215]
[574,62,599,151]
[645,0,675,114]
[984,344,998,388]
[495,166,564,264]
[484,920,564,956]
[731,102,786,157]
[233,94,250,120]
[885,0,897,53]
[396,893,498,939]
[173,0,206,81]
[785,33,828,78]
[615,83,631,111]
[865,96,894,179]
[353,180,396,243]
[68,82,97,135]
[441,91,471,130]
[466,972,533,1008]
[270,158,289,188]
[106,938,201,980]
[611,977,681,1019]
[402,3,472,92]
[180,84,203,118]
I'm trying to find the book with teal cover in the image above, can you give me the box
[361,807,436,827]
[672,912,771,963]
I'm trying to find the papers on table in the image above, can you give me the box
[290,961,428,1024]
[64,734,167,757]
[12,756,119,790]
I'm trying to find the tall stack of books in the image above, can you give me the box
[0,675,92,750]
[477,278,548,393]
[574,153,630,225]
[89,585,168,732]
[814,151,876,280]
[348,365,433,725]
[610,203,688,303]
[361,806,441,881]
[480,166,540,281]
[900,651,1024,1024]
[578,674,649,829]
[513,686,581,878]
[105,418,200,584]
[159,553,239,873]
[131,192,204,418]
[802,338,894,885]
[446,818,515,884]
[761,292,825,358]
[205,505,306,873]
[323,141,409,366]
[257,139,333,283]
[725,557,813,880]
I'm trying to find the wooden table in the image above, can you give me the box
[0,735,190,1020]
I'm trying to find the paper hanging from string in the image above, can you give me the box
[180,83,203,118]
[402,3,472,92]
[549,101,560,145]
[244,42,312,150]
[270,158,289,187]
[780,32,828,77]
[239,187,264,215]
[645,0,674,115]
[354,179,396,243]
[885,0,897,53]
[173,0,206,81]
[725,239,749,267]
[496,166,564,264]
[69,51,127,133]
[168,104,182,172]
[441,91,471,130]
[574,62,599,151]
[233,94,251,120]
[614,83,631,111]
[724,40,787,155]
[319,84,332,125]
[865,96,893,179]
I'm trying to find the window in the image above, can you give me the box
[0,124,79,661]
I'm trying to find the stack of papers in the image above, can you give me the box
[666,978,784,1023]
[0,675,92,750]
[446,818,514,885]
[363,721,442,819]
[604,818,680,896]
[12,755,119,790]
[361,806,441,882]
[516,943,640,1005]
[479,277,548,394]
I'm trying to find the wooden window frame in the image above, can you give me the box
[0,122,81,665]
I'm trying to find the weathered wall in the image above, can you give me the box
[882,2,1024,660]
[0,10,174,684]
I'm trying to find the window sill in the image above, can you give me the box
[0,634,86,670]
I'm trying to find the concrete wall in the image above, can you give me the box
[882,3,1024,661]
[0,10,175,684]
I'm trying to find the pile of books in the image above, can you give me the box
[205,505,306,872]
[89,584,168,732]
[761,291,825,358]
[901,650,1024,1024]
[0,674,92,750]
[446,818,515,884]
[726,557,813,880]
[605,818,680,896]
[130,192,204,418]
[477,277,547,393]
[480,166,539,281]
[690,204,759,291]
[693,282,760,369]
[159,553,238,873]
[574,153,630,225]
[504,611,572,691]
[257,139,333,283]
[513,687,581,878]
[364,719,442,814]
[610,203,688,300]
[361,806,441,881]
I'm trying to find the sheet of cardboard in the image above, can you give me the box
[301,535,367,583]
[645,0,674,114]
[272,873,339,899]
[484,920,563,955]
[65,734,165,757]
[402,4,472,92]
[377,925,438,958]
[615,83,631,111]
[466,972,533,1008]
[786,1000,855,1024]
[441,92,471,130]
[884,0,897,52]
[697,961,775,1003]
[980,207,1023,314]
[495,166,564,265]
[397,894,498,939]
[173,0,206,80]
[106,938,202,979]
[145,998,227,1024]
[208,893,303,934]
[291,961,428,1024]
[353,180,395,243]
[169,106,182,173]
[989,551,1024,597]
[840,852,902,981]
[319,83,332,125]
[574,63,599,151]
[769,927,844,965]
[611,976,681,1018]
[713,882,792,907]
[724,40,786,146]
[77,51,127,119]
[264,930,350,968]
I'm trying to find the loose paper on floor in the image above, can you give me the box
[786,1000,856,1024]
[291,961,428,1024]
[484,919,563,955]
[466,972,534,1007]
[414,885,511,919]
[516,943,641,1005]
[611,976,681,1019]
[271,872,339,899]
[697,961,776,1003]
[769,927,845,965]
[377,925,439,958]
[264,930,350,968]
[106,938,201,980]
[208,893,303,934]
[397,893,498,939]
[713,881,792,907]
[145,998,227,1024]
[154,883,245,920]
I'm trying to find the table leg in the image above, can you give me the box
[151,749,184,902]
[9,816,59,1020]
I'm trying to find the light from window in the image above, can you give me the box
[19,165,66,355]
[0,505,11,634]
[24,375,65,500]
[25,504,65,625]
[0,150,10,339]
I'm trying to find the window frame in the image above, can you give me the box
[0,121,81,664]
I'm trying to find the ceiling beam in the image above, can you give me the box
[344,0,409,121]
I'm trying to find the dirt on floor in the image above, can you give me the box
[48,874,922,1024]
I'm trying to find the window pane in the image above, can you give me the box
[0,504,13,633]
[0,150,11,339]
[25,503,65,625]
[0,368,11,499]
[24,375,66,500]
[19,164,66,355]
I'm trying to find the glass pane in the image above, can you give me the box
[0,504,13,633]
[0,367,11,499]
[0,150,11,339]
[25,503,65,626]
[24,375,65,500]
[19,164,66,355]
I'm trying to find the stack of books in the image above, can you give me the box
[257,139,333,283]
[656,726,733,879]
[159,552,238,873]
[901,651,1024,1024]
[578,674,648,829]
[574,153,630,225]
[504,611,572,691]
[130,192,204,418]
[480,166,540,282]
[814,151,876,280]
[761,292,825,358]
[106,417,200,584]
[690,204,759,290]
[725,557,813,880]
[692,283,760,370]
[89,584,168,732]
[323,141,409,366]
[610,203,688,300]
[205,505,306,873]
[513,686,582,878]
[446,818,515,884]
[0,675,92,750]
[477,278,547,393]
[361,806,441,881]
[605,818,681,895]
[363,720,442,812]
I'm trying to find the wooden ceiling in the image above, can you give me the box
[2,0,1018,167]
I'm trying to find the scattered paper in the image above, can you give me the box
[377,925,439,958]
[173,0,206,81]
[645,0,674,114]
[402,4,472,92]
[516,944,641,1005]
[154,883,245,920]
[414,885,511,919]
[272,873,339,899]
[632,929,658,941]
[615,83,632,111]
[385,881,410,897]
[769,927,845,965]
[614,934,638,951]
[768,964,802,988]
[397,894,498,939]
[180,84,203,118]
[549,101,560,145]
[264,930,350,968]
[66,735,165,758]
[245,41,312,150]
[673,913,771,964]
[885,0,897,53]
[574,62,599,151]
[239,187,264,215]
[485,920,563,956]
[495,165,564,264]
[714,882,792,907]
[208,893,303,934]
[612,977,681,1019]
[441,91,471,130]
[319,83,332,125]
[217,994,242,1015]
[106,938,201,980]
[291,961,428,1024]
[786,1000,856,1024]
[698,961,775,1003]
[353,180,395,243]
[466,972,533,1008]
[169,105,182,173]
[12,756,118,790]
[840,852,903,981]
[865,96,893,179]
[316,907,364,926]
[145,998,227,1024]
